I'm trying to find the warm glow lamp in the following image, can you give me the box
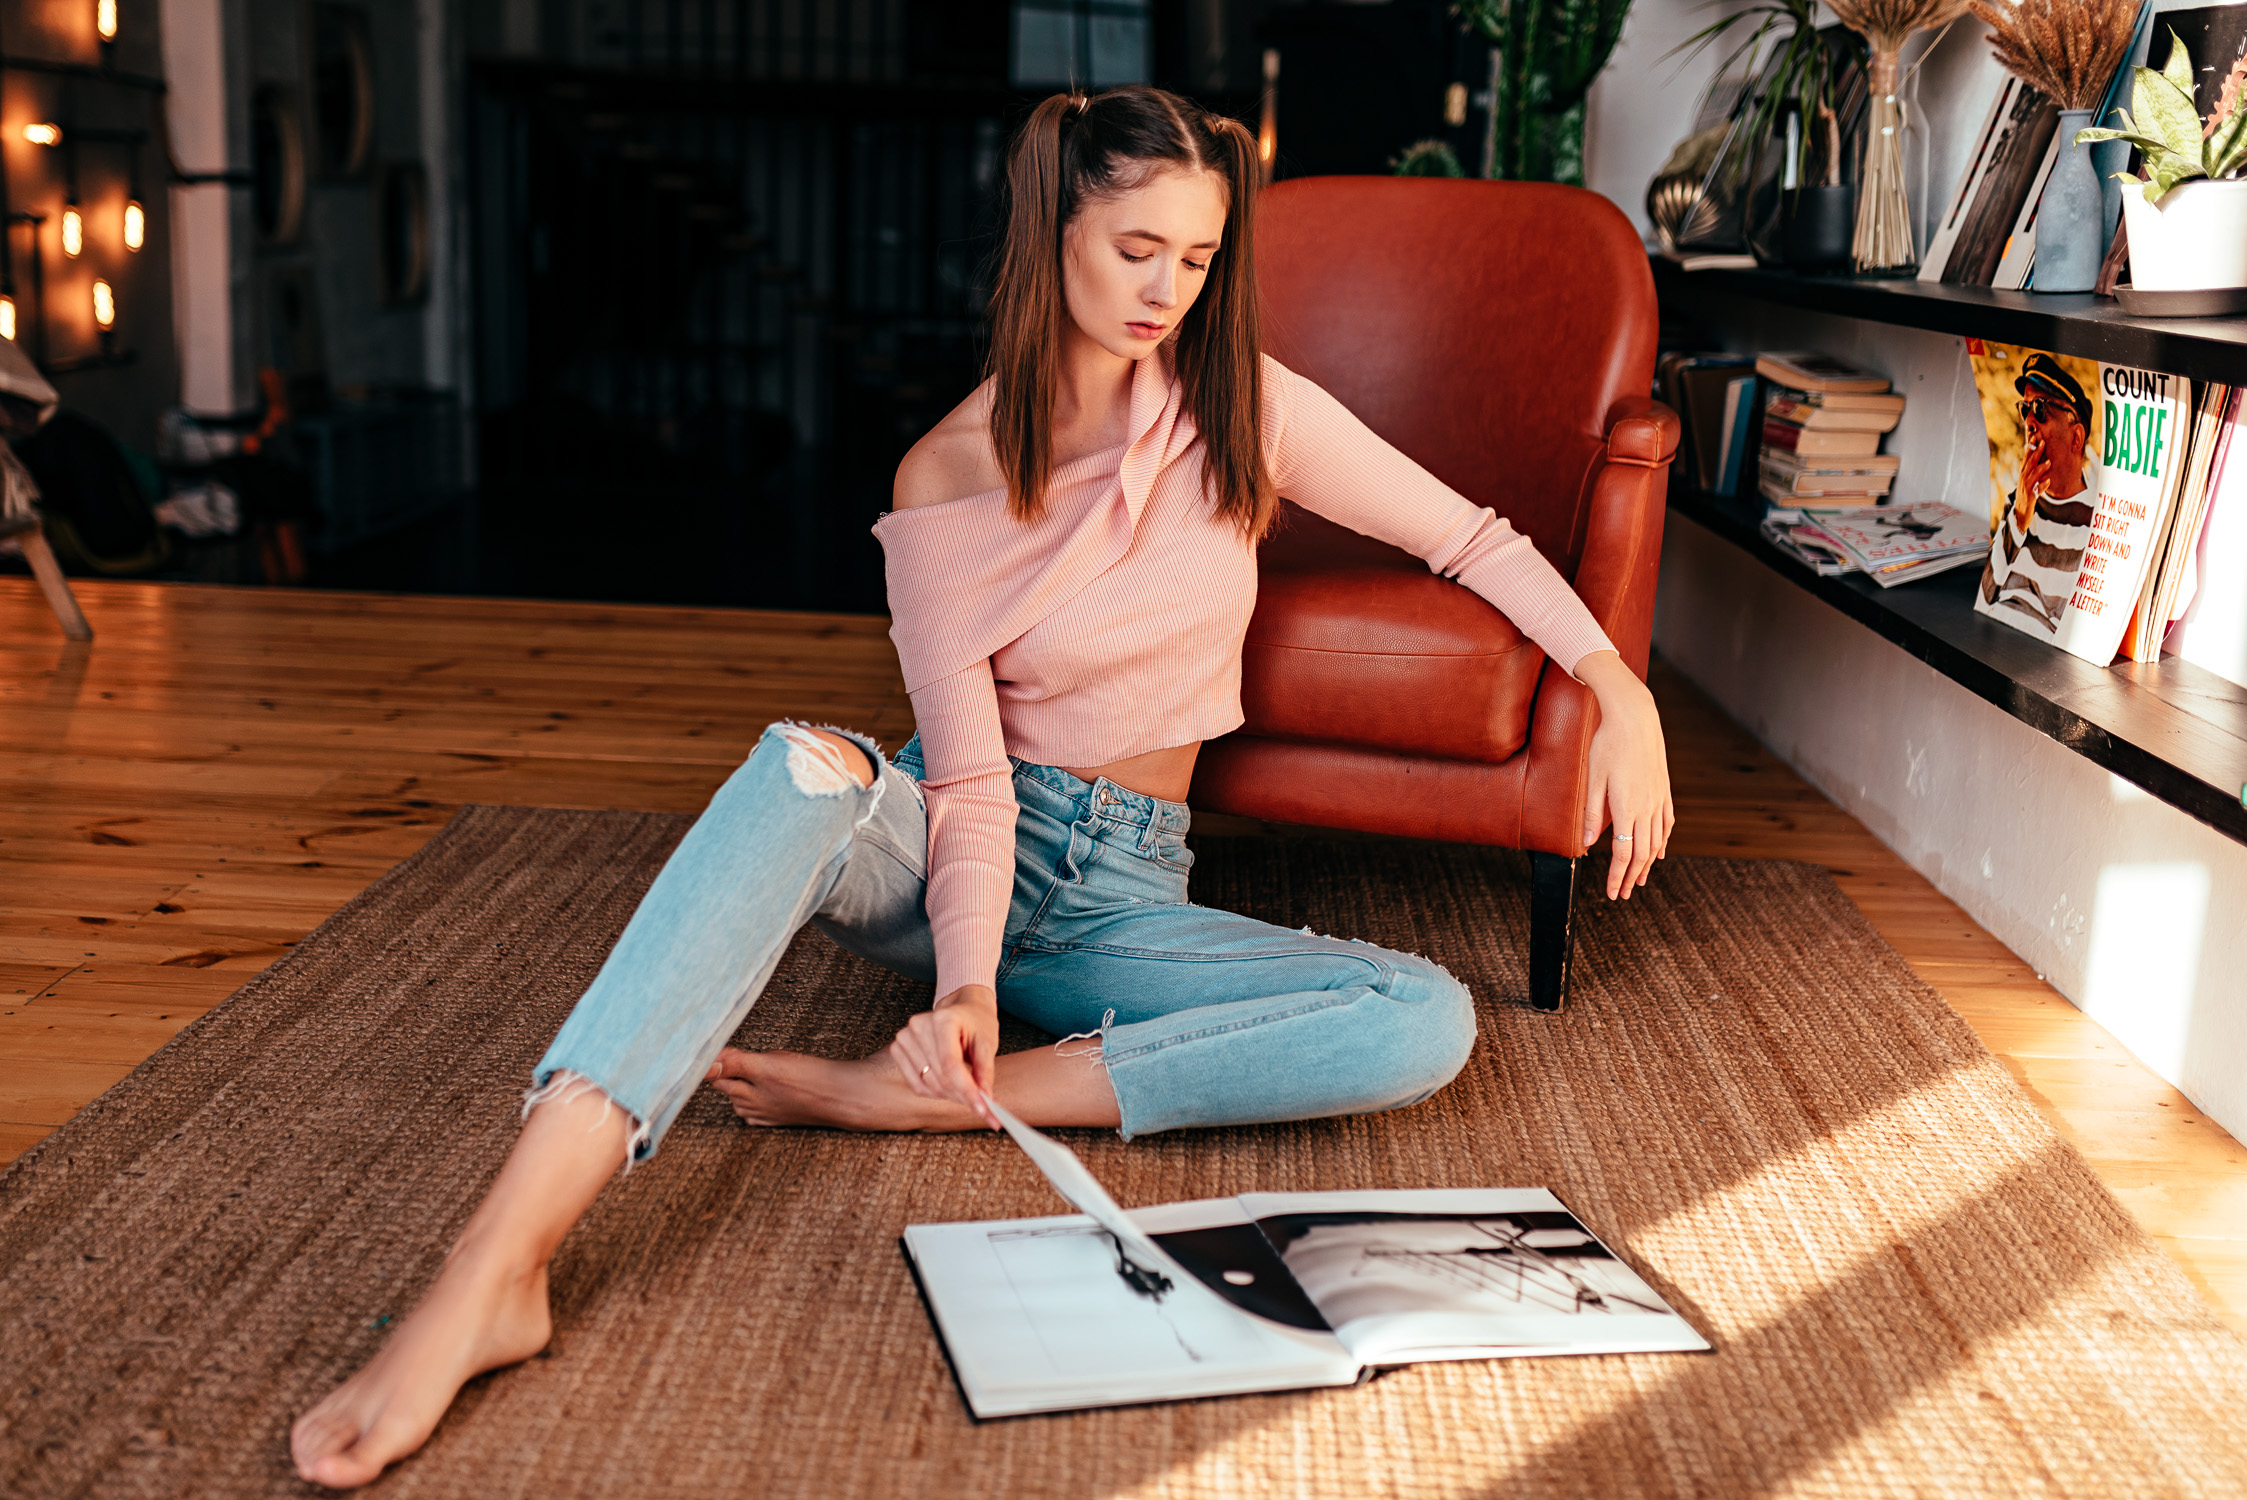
[61,204,83,257]
[96,0,117,42]
[23,123,61,146]
[0,296,16,343]
[123,198,144,250]
[91,277,114,330]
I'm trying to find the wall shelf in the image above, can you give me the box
[1668,487,2247,847]
[1651,257,2247,385]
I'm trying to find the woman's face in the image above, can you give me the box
[1060,166,1229,361]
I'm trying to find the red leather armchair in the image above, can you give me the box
[1190,178,1678,1012]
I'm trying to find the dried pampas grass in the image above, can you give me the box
[1826,0,1975,268]
[1970,0,2142,112]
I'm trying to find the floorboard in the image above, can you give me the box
[4,575,2241,1331]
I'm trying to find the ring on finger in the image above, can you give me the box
[1613,832,1633,842]
[920,1065,930,1077]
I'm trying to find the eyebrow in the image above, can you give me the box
[1117,228,1223,251]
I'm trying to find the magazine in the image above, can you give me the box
[1966,339,2190,664]
[901,1102,1708,1418]
[1765,503,1989,586]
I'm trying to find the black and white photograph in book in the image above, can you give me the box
[1260,1211,1675,1323]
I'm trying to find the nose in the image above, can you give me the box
[1144,257,1178,310]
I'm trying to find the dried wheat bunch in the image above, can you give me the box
[1970,0,2142,111]
[1825,0,1976,63]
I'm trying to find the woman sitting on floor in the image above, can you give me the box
[291,83,1675,1489]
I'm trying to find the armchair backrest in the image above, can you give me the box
[1254,177,1656,576]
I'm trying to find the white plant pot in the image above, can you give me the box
[2120,178,2247,291]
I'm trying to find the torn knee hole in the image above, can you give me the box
[776,724,875,795]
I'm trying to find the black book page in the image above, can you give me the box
[1148,1224,1332,1332]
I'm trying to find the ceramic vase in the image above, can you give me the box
[2031,110,2100,293]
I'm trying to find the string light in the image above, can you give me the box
[91,278,114,330]
[0,295,15,342]
[123,198,144,251]
[96,0,117,42]
[23,123,60,146]
[61,204,83,257]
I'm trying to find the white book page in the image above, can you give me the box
[903,1215,1358,1418]
[1237,1190,1710,1366]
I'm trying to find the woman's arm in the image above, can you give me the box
[886,663,1012,1122]
[1264,358,1672,897]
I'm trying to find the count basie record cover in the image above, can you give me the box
[1966,339,2186,665]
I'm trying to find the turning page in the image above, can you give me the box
[901,1106,1358,1419]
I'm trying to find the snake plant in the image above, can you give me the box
[2075,29,2247,202]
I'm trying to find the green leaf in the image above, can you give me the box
[2145,153,2206,202]
[2160,27,2197,99]
[2206,106,2247,179]
[2073,127,2168,154]
[2133,68,2208,157]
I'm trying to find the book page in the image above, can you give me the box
[1238,1190,1709,1366]
[902,1215,1357,1418]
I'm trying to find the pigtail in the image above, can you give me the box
[986,95,1079,523]
[1176,112,1276,539]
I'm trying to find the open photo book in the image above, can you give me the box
[900,1102,1709,1418]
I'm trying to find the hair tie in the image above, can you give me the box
[1070,93,1090,116]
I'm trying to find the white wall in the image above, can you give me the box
[1584,0,2006,258]
[1657,518,2247,1144]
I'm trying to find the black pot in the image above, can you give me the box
[1782,185,1855,271]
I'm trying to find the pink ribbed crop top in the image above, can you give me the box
[874,350,1616,999]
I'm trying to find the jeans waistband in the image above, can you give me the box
[1012,758,1191,836]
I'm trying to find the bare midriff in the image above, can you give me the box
[1063,740,1202,804]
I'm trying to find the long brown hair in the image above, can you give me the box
[985,86,1275,537]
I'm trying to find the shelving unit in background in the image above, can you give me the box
[1654,259,2247,848]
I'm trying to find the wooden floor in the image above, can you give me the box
[4,577,2243,1334]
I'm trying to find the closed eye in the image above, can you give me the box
[1120,250,1211,273]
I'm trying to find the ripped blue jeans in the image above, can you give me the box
[533,723,1476,1159]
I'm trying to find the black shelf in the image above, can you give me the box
[1652,257,2247,385]
[1668,487,2247,847]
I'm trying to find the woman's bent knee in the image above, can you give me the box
[1373,960,1477,1106]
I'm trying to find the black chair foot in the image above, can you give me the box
[1528,851,1577,1013]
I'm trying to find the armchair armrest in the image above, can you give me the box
[1514,397,1678,858]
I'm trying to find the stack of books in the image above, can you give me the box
[1756,352,1904,508]
[1762,502,1989,588]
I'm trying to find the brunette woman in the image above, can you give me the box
[291,84,1673,1489]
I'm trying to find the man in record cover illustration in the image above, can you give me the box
[1979,353,2096,634]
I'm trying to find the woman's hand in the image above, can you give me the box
[889,984,1002,1127]
[1573,651,1675,900]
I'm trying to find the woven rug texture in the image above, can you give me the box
[3,805,2244,1499]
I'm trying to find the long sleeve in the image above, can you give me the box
[1263,358,1617,677]
[908,660,1018,997]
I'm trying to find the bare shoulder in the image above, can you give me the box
[893,379,1004,511]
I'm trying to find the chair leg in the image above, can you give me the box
[19,530,92,642]
[1528,851,1577,1013]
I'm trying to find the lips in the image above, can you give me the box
[1127,322,1166,338]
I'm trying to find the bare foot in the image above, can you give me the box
[289,1244,554,1489]
[706,1048,982,1131]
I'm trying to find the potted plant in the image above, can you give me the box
[1457,0,1634,185]
[2076,30,2247,291]
[1662,0,1868,268]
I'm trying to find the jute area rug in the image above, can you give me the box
[4,807,2245,1499]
